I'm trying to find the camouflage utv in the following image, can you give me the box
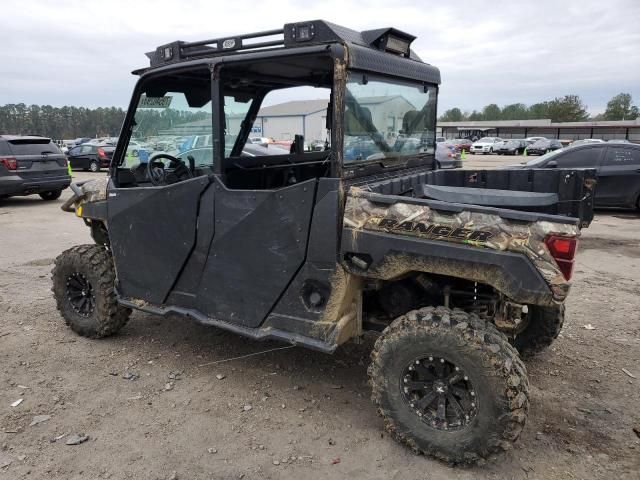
[53,21,595,463]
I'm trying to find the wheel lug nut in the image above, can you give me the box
[470,391,475,397]
[471,402,475,407]
[428,356,433,361]
[415,360,420,365]
[463,376,468,381]
[404,387,409,393]
[455,366,459,371]
[409,366,413,371]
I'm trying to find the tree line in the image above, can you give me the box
[0,104,126,140]
[439,92,639,123]
[0,103,213,140]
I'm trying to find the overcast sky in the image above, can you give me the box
[2,0,639,115]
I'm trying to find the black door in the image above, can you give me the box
[192,177,317,328]
[107,176,211,304]
[68,145,92,170]
[597,145,640,208]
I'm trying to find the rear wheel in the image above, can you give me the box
[89,161,99,172]
[52,245,131,338]
[39,190,62,201]
[369,306,529,464]
[511,305,564,358]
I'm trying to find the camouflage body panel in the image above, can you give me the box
[343,190,579,301]
[78,177,109,204]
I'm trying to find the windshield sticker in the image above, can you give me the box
[139,95,173,108]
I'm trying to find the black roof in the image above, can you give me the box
[140,20,440,85]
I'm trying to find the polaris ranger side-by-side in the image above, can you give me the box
[52,21,595,463]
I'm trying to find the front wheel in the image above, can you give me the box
[52,245,131,338]
[39,190,62,201]
[89,161,99,172]
[369,307,529,464]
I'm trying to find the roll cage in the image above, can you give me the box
[110,20,441,185]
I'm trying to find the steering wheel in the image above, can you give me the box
[146,154,193,186]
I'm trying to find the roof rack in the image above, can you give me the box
[147,28,285,67]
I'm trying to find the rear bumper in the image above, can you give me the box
[0,174,71,196]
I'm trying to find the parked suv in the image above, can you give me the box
[0,135,71,201]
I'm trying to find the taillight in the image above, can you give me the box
[545,234,578,280]
[97,148,106,158]
[0,157,17,170]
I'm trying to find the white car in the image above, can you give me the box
[470,137,503,154]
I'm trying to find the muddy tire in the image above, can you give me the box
[369,306,529,464]
[52,245,131,338]
[511,305,564,358]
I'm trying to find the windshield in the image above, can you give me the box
[525,148,564,166]
[121,80,212,168]
[343,73,437,163]
[477,137,494,143]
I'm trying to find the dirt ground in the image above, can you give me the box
[1,157,639,479]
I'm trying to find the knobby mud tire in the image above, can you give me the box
[52,244,130,338]
[369,306,529,464]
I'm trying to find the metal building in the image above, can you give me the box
[253,100,330,143]
[438,119,640,143]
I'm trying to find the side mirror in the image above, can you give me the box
[547,160,558,168]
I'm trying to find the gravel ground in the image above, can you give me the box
[1,159,639,479]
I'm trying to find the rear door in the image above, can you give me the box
[68,145,93,169]
[8,138,67,179]
[597,145,640,207]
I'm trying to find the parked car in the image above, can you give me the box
[435,136,445,143]
[470,137,503,154]
[0,135,70,201]
[435,143,462,168]
[444,138,473,152]
[67,144,114,171]
[526,139,563,155]
[496,139,527,155]
[511,143,640,209]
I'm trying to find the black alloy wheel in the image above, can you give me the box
[66,272,95,317]
[400,355,478,431]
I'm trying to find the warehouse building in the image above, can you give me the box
[437,119,640,142]
[252,99,330,143]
